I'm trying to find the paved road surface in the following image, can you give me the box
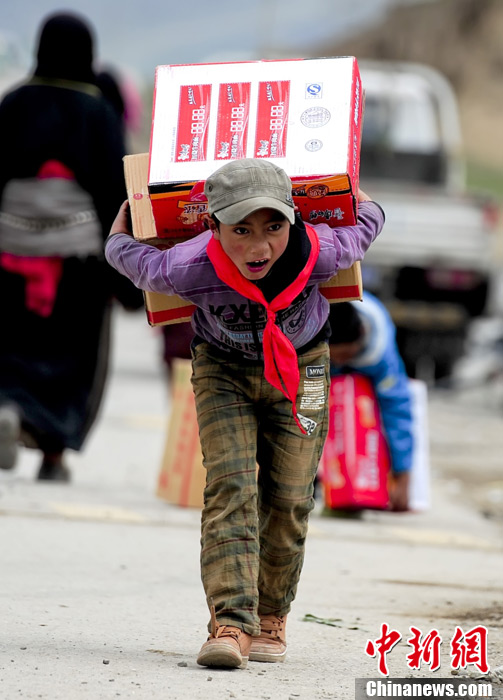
[1,308,502,700]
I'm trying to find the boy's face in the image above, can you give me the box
[209,208,290,280]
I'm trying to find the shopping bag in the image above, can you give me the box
[407,378,430,512]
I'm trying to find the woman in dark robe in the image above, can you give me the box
[0,12,128,481]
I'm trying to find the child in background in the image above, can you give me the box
[105,158,384,669]
[328,293,414,511]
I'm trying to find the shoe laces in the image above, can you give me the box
[259,615,285,638]
[209,603,243,641]
[214,626,242,641]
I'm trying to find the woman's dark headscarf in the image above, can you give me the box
[34,12,96,84]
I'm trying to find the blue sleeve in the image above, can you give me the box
[331,293,414,474]
[366,349,414,474]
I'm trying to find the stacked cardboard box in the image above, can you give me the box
[124,152,363,326]
[124,54,366,327]
[148,56,363,238]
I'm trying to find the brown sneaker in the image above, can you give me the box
[197,605,252,669]
[249,614,287,663]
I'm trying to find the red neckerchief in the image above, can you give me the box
[207,224,320,434]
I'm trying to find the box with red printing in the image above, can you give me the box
[320,374,391,511]
[148,56,363,238]
[320,374,431,512]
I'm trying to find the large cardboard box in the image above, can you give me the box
[124,152,363,326]
[157,359,205,508]
[148,56,363,238]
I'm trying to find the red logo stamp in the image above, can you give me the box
[306,184,329,199]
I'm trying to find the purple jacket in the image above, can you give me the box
[105,201,384,360]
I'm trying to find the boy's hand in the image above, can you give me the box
[109,200,133,237]
[388,472,410,512]
[357,188,372,203]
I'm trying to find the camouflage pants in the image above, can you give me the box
[191,341,330,636]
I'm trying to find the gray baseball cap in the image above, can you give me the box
[204,158,295,225]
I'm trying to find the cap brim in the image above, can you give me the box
[214,196,295,225]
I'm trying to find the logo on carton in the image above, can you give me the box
[300,107,331,128]
[217,142,230,159]
[178,144,190,161]
[308,208,344,223]
[305,82,323,99]
[305,139,323,152]
[216,134,241,160]
[226,84,235,103]
[306,184,329,199]
[187,87,197,105]
[265,82,276,101]
[175,201,208,234]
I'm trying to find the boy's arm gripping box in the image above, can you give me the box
[124,153,195,325]
[148,56,363,239]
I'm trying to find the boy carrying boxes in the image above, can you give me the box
[105,157,384,669]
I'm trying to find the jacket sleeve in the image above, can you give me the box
[312,201,385,280]
[364,349,414,475]
[105,234,180,296]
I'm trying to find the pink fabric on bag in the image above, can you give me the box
[0,253,63,317]
[0,160,75,315]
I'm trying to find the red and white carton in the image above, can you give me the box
[320,374,431,512]
[320,374,391,511]
[148,56,363,238]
